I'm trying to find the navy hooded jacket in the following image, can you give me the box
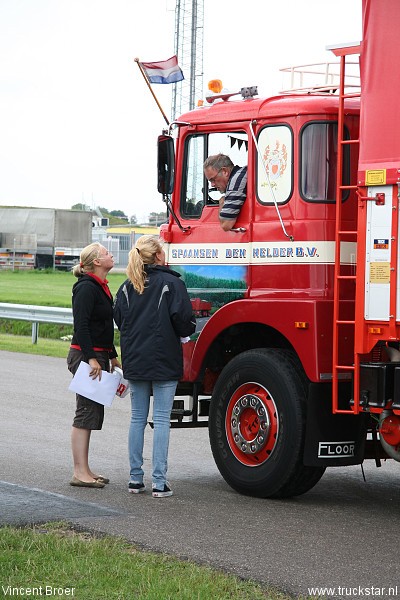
[113,265,196,381]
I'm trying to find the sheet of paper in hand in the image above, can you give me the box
[68,361,121,407]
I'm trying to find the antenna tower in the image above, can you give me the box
[172,0,204,121]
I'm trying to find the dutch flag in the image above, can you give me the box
[140,55,184,84]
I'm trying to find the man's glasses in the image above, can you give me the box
[207,168,222,185]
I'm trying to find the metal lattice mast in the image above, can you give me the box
[172,0,204,121]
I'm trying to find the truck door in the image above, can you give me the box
[165,129,251,304]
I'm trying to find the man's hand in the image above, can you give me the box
[219,218,238,231]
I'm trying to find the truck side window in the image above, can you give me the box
[300,121,350,203]
[181,132,248,219]
[256,125,293,205]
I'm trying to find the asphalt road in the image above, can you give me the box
[1,350,400,600]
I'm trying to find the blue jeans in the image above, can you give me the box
[128,380,177,488]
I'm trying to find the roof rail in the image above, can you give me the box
[279,61,360,95]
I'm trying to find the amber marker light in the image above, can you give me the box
[368,327,382,334]
[208,79,223,93]
[295,322,309,329]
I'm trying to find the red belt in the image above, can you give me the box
[70,344,112,352]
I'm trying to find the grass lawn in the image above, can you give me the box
[0,333,73,357]
[0,270,125,347]
[0,269,127,306]
[0,523,289,600]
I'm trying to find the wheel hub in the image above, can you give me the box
[230,394,270,454]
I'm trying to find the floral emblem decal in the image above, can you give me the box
[262,140,288,189]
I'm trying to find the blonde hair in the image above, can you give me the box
[127,235,163,294]
[72,242,103,278]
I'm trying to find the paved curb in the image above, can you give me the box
[0,481,124,526]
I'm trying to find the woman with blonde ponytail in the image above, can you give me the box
[114,235,196,498]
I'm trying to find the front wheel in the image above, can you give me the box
[208,348,325,498]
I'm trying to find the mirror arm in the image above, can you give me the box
[164,195,191,234]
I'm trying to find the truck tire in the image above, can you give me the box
[208,348,325,498]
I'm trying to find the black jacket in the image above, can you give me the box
[113,265,196,381]
[71,274,117,360]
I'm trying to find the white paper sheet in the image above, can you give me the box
[68,361,121,407]
[113,367,130,398]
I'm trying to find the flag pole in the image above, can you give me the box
[134,58,170,127]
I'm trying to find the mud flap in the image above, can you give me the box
[303,383,369,467]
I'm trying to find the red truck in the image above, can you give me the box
[156,0,400,498]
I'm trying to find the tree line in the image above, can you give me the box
[71,204,167,226]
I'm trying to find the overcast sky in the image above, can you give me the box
[0,0,362,223]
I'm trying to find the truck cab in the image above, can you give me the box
[161,90,360,378]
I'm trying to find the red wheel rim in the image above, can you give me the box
[225,382,278,466]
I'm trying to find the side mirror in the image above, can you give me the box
[157,135,175,195]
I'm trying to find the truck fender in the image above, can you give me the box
[188,298,323,381]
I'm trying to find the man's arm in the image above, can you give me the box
[219,166,247,231]
[219,195,237,231]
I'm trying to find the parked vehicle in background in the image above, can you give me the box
[0,208,92,270]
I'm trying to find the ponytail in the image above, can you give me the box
[72,242,103,278]
[126,235,163,294]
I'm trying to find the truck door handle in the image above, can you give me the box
[231,227,247,233]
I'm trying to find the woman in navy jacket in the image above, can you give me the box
[113,235,196,498]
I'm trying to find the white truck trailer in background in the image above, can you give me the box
[0,207,93,270]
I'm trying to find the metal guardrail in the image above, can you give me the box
[0,303,73,343]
